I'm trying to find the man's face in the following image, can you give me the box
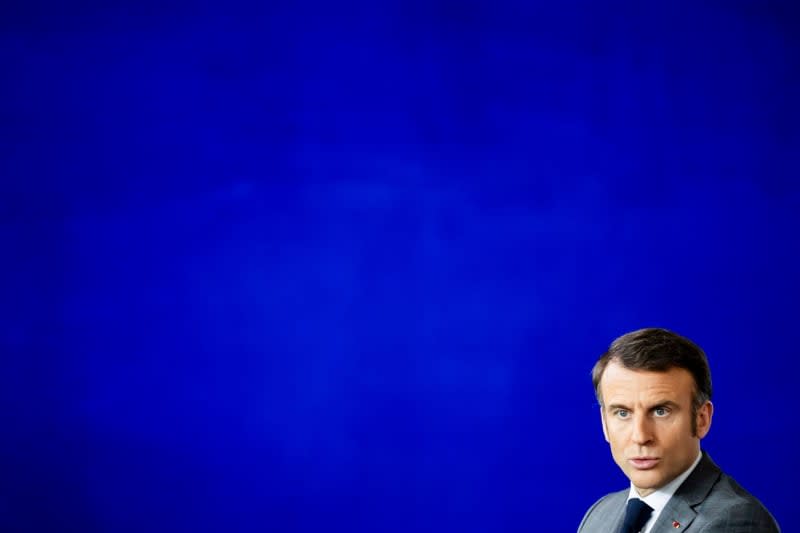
[599,361,713,497]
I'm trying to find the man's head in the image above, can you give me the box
[592,328,714,496]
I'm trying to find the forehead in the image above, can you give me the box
[599,361,696,404]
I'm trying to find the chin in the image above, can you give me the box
[629,471,663,490]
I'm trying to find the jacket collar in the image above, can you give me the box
[649,451,721,531]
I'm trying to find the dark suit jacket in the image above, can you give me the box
[578,452,780,532]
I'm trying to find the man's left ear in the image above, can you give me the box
[696,401,713,439]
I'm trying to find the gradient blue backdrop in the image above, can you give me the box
[2,1,799,531]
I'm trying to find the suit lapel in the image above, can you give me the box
[608,491,628,531]
[650,452,721,532]
[652,495,697,532]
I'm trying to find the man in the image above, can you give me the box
[578,328,779,533]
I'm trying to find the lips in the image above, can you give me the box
[629,457,660,469]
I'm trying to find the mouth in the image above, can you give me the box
[629,457,660,470]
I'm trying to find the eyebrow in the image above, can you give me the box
[606,400,680,411]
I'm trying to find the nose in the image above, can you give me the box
[631,413,654,445]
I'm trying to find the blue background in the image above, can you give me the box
[2,1,799,531]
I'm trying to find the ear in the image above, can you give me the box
[600,406,609,443]
[696,401,713,439]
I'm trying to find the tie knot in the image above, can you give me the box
[621,498,653,533]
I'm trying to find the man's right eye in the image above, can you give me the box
[615,409,630,419]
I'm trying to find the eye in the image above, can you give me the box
[654,407,670,417]
[614,409,631,419]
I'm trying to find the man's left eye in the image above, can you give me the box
[654,408,669,417]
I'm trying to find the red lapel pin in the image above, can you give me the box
[672,521,681,528]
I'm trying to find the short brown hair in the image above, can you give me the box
[592,328,712,434]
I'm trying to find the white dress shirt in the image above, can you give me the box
[626,451,703,533]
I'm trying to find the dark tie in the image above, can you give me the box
[620,498,653,533]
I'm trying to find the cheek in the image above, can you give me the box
[659,419,691,444]
[606,427,628,449]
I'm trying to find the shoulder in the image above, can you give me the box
[668,452,780,532]
[577,490,627,533]
[694,472,780,532]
